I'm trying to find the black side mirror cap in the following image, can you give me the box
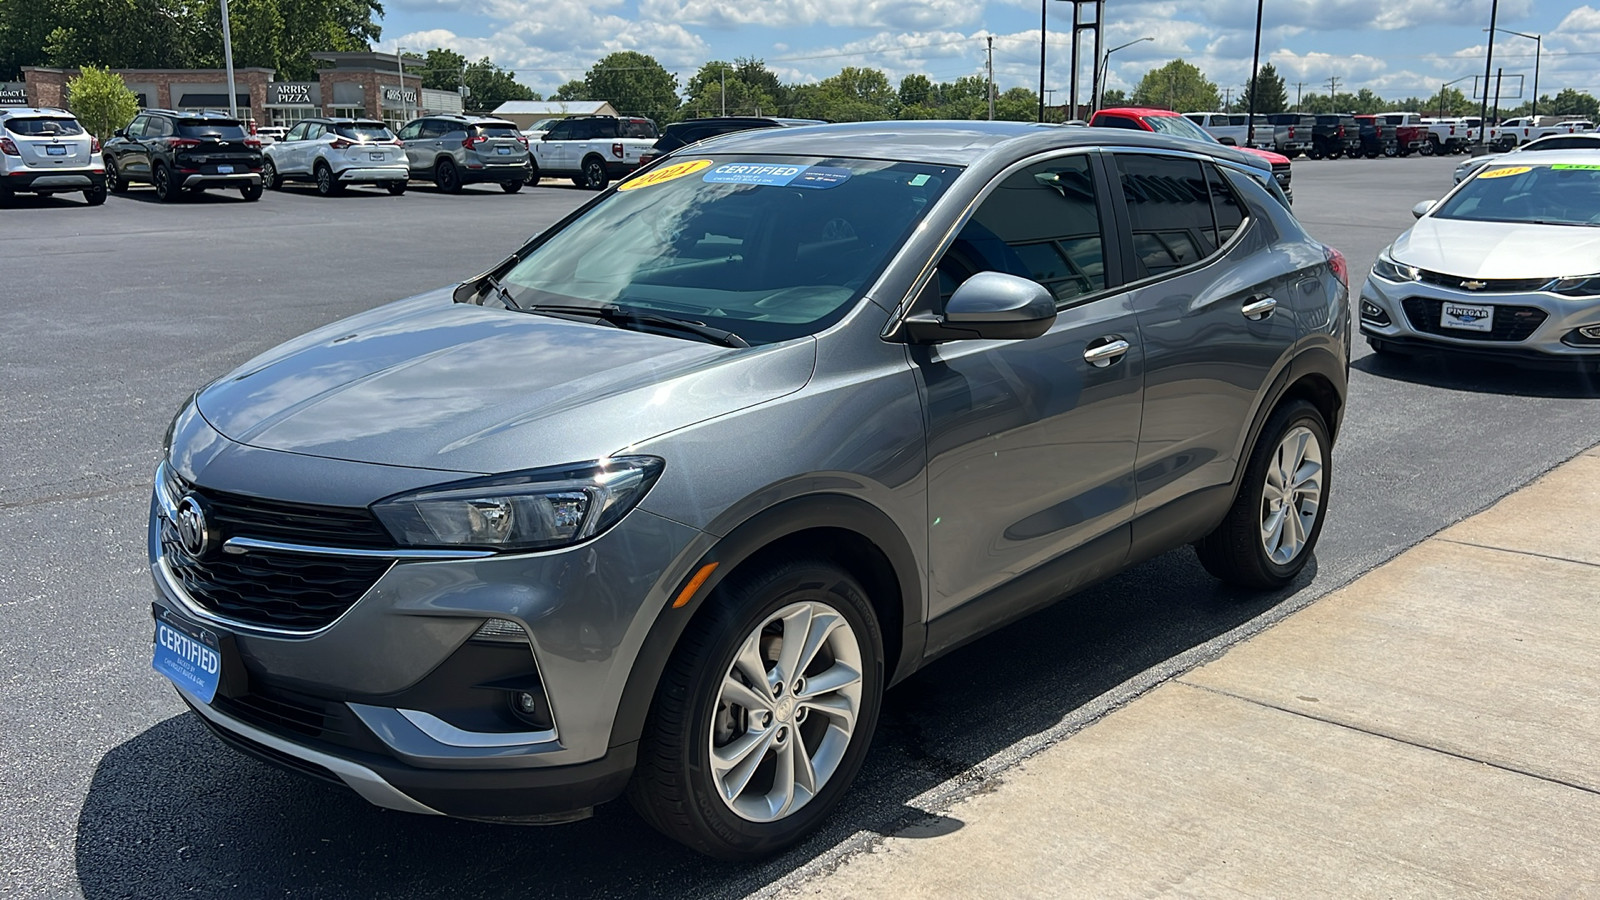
[113,129,127,138]
[903,271,1058,343]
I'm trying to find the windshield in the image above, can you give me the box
[336,123,394,142]
[1143,114,1216,143]
[178,120,247,140]
[1436,163,1600,226]
[5,117,85,136]
[498,155,956,344]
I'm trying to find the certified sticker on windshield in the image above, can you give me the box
[701,163,852,189]
[618,158,713,191]
[1477,166,1531,179]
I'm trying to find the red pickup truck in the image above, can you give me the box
[1089,107,1293,200]
[1373,112,1429,156]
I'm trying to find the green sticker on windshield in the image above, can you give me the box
[909,174,930,186]
[1549,164,1600,170]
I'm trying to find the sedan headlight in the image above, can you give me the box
[1549,275,1600,296]
[373,457,664,551]
[1371,253,1419,283]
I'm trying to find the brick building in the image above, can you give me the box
[6,52,459,131]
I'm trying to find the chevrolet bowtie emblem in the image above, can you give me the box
[1460,280,1487,290]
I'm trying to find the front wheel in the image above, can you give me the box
[262,158,282,190]
[628,559,884,859]
[1194,399,1330,590]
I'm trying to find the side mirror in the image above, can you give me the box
[113,128,127,138]
[540,132,552,141]
[903,272,1058,343]
[1412,199,1437,219]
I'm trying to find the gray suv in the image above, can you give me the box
[149,123,1349,859]
[0,107,106,206]
[397,114,529,193]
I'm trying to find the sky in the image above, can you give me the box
[379,0,1600,106]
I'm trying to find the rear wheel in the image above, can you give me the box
[583,156,609,191]
[240,182,262,202]
[84,182,107,205]
[386,181,407,195]
[105,160,127,193]
[1195,399,1330,590]
[501,180,522,193]
[436,158,463,194]
[629,558,884,859]
[314,163,343,196]
[153,164,178,202]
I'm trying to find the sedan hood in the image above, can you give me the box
[197,290,817,472]
[1392,217,1600,279]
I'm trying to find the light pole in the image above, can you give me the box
[1245,0,1264,147]
[394,45,409,126]
[219,0,238,119]
[1096,36,1152,111]
[1486,27,1540,119]
[1439,74,1474,118]
[1039,0,1049,121]
[1479,0,1500,147]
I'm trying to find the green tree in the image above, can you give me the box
[792,67,896,122]
[45,0,197,69]
[66,65,139,139]
[1099,87,1129,108]
[552,79,590,101]
[462,56,535,112]
[1244,62,1287,114]
[581,51,678,120]
[1420,86,1473,117]
[898,73,932,109]
[1545,88,1600,118]
[1130,59,1219,112]
[683,58,787,117]
[0,0,60,78]
[994,86,1039,121]
[419,47,467,91]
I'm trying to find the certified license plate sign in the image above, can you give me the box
[370,152,385,161]
[497,146,511,155]
[217,165,234,174]
[1441,302,1494,332]
[47,145,67,156]
[152,609,222,703]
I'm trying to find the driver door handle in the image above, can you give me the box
[1083,337,1131,367]
[1242,296,1278,320]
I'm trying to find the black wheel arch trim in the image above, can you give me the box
[607,493,924,751]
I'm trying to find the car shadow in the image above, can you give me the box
[0,192,97,209]
[1353,348,1600,398]
[112,188,257,205]
[75,547,1305,900]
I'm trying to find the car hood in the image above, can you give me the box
[1238,146,1289,165]
[1391,217,1600,279]
[196,289,817,472]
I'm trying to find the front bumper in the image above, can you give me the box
[4,168,105,191]
[148,419,704,819]
[1359,274,1600,368]
[336,165,409,184]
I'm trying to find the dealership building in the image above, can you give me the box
[4,52,463,130]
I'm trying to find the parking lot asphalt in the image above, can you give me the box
[3,154,1599,900]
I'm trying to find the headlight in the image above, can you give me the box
[1549,275,1600,296]
[1371,253,1418,283]
[373,457,664,551]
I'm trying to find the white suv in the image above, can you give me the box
[261,117,409,197]
[0,107,106,206]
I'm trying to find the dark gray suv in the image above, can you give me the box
[149,122,1349,858]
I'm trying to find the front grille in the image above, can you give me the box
[1271,162,1291,186]
[163,466,394,549]
[1417,270,1553,294]
[1401,297,1548,342]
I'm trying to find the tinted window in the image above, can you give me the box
[938,155,1106,305]
[546,120,573,140]
[501,157,955,345]
[418,120,448,138]
[621,119,657,138]
[1184,114,1206,125]
[337,123,394,142]
[1206,165,1245,247]
[472,123,521,138]
[5,117,85,136]
[178,119,247,140]
[305,123,325,141]
[397,121,421,140]
[1231,115,1249,126]
[1527,137,1592,151]
[1097,115,1143,130]
[1116,154,1218,277]
[147,117,174,137]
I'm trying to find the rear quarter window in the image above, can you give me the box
[621,120,658,138]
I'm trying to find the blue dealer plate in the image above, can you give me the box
[152,608,222,703]
[496,146,511,155]
[217,165,234,174]
[47,145,67,156]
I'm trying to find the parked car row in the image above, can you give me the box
[1183,110,1581,159]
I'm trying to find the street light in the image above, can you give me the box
[1479,0,1501,148]
[1095,36,1152,111]
[394,45,409,126]
[219,0,238,119]
[1438,74,1474,118]
[1486,26,1541,120]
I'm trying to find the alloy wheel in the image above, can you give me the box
[1260,425,1323,565]
[709,600,863,823]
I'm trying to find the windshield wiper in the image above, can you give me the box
[480,273,521,309]
[522,304,750,348]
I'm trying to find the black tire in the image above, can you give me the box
[436,158,463,194]
[1384,144,1398,157]
[1308,147,1323,160]
[262,158,282,190]
[0,186,13,207]
[105,160,127,194]
[153,164,178,202]
[582,156,609,191]
[501,180,522,193]
[628,558,885,860]
[525,162,540,185]
[84,182,107,206]
[314,163,343,196]
[1420,139,1436,156]
[240,182,262,202]
[386,181,407,195]
[1194,399,1330,590]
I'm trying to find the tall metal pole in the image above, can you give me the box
[1089,0,1104,115]
[720,65,726,116]
[1067,2,1082,121]
[1532,35,1540,120]
[1038,0,1048,122]
[395,47,408,124]
[1479,0,1500,147]
[1245,0,1263,146]
[220,0,238,119]
[988,37,996,121]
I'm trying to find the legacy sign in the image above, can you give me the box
[1,82,26,106]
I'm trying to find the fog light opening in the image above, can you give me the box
[472,618,529,643]
[1360,300,1391,325]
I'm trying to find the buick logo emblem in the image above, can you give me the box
[175,495,214,557]
[1460,280,1487,291]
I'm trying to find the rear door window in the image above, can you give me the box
[1114,153,1233,277]
[937,154,1108,306]
[4,117,85,136]
[146,117,174,138]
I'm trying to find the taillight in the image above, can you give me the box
[0,137,17,156]
[1337,126,1344,137]
[248,120,257,135]
[1449,125,1456,135]
[329,138,352,150]
[463,135,486,149]
[170,138,201,149]
[244,138,261,148]
[1288,126,1295,138]
[516,134,529,148]
[612,141,624,158]
[1325,246,1348,287]
[90,136,102,153]
[639,153,658,166]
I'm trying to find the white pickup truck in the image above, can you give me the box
[1184,112,1251,146]
[1489,116,1585,150]
[529,115,658,190]
[1420,117,1479,154]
